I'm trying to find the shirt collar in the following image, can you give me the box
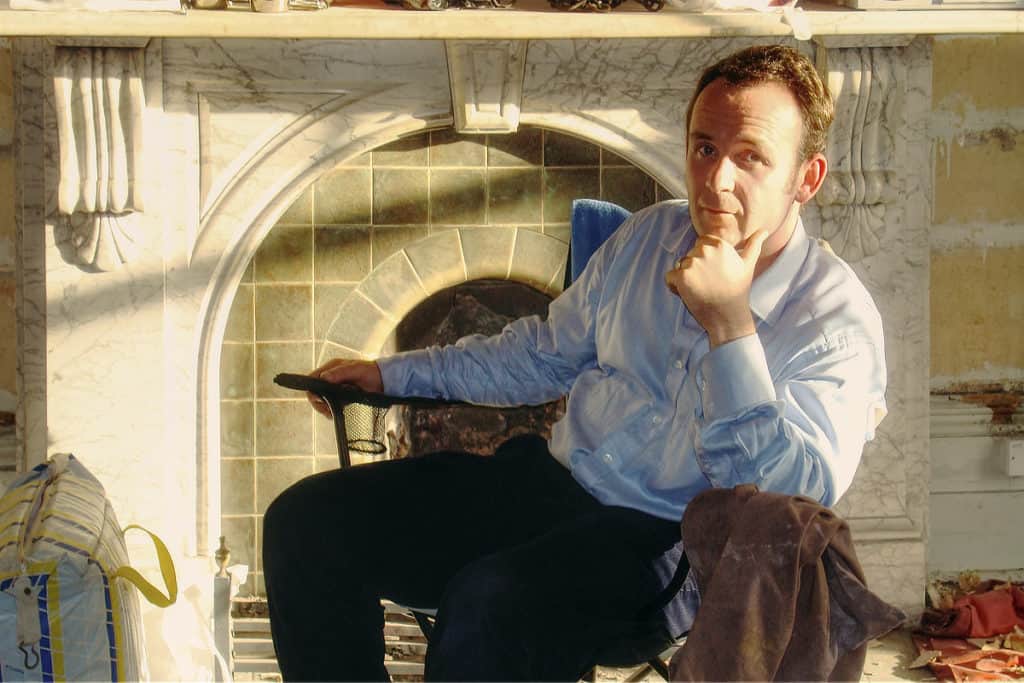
[749,218,810,326]
[659,204,810,327]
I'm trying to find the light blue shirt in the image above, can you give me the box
[378,200,887,522]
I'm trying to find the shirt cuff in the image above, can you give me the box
[699,334,776,423]
[376,350,431,396]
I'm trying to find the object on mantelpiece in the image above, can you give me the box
[10,0,181,10]
[817,0,1021,9]
[384,0,514,10]
[547,0,663,11]
[251,0,289,10]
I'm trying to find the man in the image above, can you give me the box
[262,44,886,682]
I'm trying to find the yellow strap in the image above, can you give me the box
[111,525,178,608]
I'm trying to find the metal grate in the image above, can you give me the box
[228,599,428,681]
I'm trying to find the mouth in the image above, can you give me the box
[700,206,735,216]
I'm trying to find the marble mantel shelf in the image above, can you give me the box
[0,0,1021,38]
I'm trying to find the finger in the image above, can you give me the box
[306,391,331,418]
[738,229,769,266]
[309,358,341,378]
[664,272,678,296]
[321,364,352,383]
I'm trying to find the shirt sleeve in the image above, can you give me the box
[377,215,637,406]
[693,332,886,506]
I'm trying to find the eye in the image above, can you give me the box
[739,150,766,166]
[693,142,715,159]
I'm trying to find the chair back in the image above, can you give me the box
[566,199,631,287]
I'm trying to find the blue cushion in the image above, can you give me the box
[570,199,631,283]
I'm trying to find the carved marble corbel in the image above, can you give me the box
[814,42,907,262]
[53,45,146,271]
[445,41,528,134]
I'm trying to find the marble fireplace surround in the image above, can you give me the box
[14,32,931,678]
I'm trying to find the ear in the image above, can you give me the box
[794,153,827,204]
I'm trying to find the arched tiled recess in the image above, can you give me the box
[215,126,669,594]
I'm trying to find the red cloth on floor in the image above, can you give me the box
[922,586,1024,638]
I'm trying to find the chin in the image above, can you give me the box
[694,216,742,244]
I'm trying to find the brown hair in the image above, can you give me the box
[685,45,834,161]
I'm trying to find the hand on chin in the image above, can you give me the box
[695,210,742,244]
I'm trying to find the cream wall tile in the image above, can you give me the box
[460,226,515,281]
[315,417,339,460]
[544,130,599,166]
[314,284,354,341]
[277,185,313,226]
[509,229,567,293]
[256,342,314,399]
[430,129,486,167]
[544,168,600,224]
[315,167,371,225]
[221,343,254,400]
[255,400,313,457]
[224,284,254,343]
[219,516,256,577]
[221,459,255,515]
[488,128,542,167]
[373,169,428,224]
[372,225,427,268]
[323,292,396,355]
[256,457,315,513]
[221,401,255,458]
[488,168,542,225]
[358,253,427,322]
[372,133,429,166]
[255,285,313,341]
[314,226,371,282]
[602,167,655,213]
[430,168,486,225]
[255,225,313,283]
[405,229,465,294]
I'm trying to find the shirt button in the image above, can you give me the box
[652,415,662,424]
[673,360,684,369]
[602,452,614,464]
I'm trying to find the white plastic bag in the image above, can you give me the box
[0,454,177,681]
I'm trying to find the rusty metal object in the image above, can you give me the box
[547,0,663,11]
[396,0,515,10]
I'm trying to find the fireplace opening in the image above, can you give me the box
[389,279,563,458]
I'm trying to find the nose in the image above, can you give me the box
[706,156,735,192]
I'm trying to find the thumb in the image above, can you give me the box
[738,229,768,267]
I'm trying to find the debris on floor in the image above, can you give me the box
[912,574,1024,680]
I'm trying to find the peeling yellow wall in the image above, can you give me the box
[931,35,1024,386]
[931,247,1024,379]
[0,40,15,402]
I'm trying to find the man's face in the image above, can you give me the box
[684,79,810,253]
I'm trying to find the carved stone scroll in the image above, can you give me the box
[815,46,904,262]
[53,46,145,271]
[445,41,527,134]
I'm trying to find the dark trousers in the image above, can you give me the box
[262,434,686,682]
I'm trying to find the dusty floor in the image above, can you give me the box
[587,629,932,682]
